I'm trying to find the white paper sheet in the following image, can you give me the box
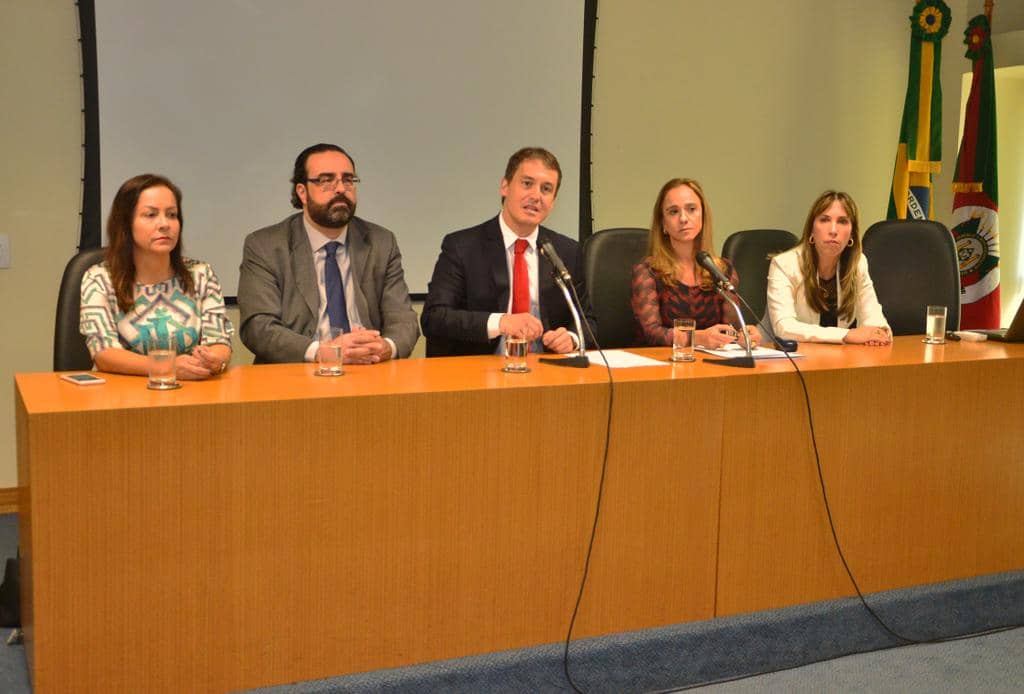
[587,350,670,368]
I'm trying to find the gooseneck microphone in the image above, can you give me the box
[538,240,589,368]
[693,250,754,367]
[695,250,797,353]
[539,240,573,283]
[695,250,735,292]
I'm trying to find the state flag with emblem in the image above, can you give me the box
[952,12,1000,329]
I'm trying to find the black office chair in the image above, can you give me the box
[721,229,798,323]
[861,220,960,335]
[54,247,106,371]
[581,227,648,348]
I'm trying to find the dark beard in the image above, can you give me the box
[306,193,355,229]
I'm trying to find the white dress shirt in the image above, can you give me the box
[486,215,541,339]
[302,219,397,361]
[484,215,580,350]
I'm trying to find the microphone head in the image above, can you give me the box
[539,240,571,281]
[695,251,719,273]
[695,250,734,291]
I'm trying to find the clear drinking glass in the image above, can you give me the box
[502,332,530,373]
[672,318,696,362]
[146,335,178,390]
[316,326,345,376]
[923,305,947,345]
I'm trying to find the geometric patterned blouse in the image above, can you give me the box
[630,257,741,346]
[79,259,234,357]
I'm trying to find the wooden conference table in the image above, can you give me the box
[15,338,1024,693]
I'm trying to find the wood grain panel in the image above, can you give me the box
[574,374,724,636]
[716,371,854,615]
[16,340,1024,692]
[716,354,1024,616]
[21,380,643,692]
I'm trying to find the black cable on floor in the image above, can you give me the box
[650,291,1024,691]
[735,294,1024,644]
[566,294,1024,693]
[560,285,614,694]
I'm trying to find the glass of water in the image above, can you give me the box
[923,305,947,344]
[672,318,696,362]
[502,331,530,373]
[146,335,179,390]
[316,326,345,376]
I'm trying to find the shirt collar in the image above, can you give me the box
[498,213,538,251]
[303,215,348,253]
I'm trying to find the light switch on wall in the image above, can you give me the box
[0,233,10,269]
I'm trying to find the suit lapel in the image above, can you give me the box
[484,218,510,312]
[347,218,372,325]
[289,216,320,321]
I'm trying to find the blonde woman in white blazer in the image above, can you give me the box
[767,191,891,345]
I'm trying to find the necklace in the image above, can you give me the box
[818,273,838,302]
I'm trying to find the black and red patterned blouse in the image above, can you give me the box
[630,258,741,346]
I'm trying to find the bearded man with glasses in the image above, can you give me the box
[238,143,419,363]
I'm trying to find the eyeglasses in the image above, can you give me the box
[306,173,361,191]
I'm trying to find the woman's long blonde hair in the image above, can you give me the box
[798,190,862,322]
[646,178,726,290]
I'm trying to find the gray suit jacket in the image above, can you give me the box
[238,213,419,363]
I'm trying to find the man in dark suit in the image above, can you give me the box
[238,143,418,363]
[421,147,595,357]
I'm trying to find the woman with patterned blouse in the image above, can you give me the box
[631,178,761,349]
[80,174,234,378]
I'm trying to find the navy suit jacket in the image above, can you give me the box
[421,216,596,357]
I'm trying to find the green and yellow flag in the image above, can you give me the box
[887,0,952,220]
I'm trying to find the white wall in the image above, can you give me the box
[0,2,82,487]
[991,65,1024,326]
[590,0,969,243]
[5,0,1024,487]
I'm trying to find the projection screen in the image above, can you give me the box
[90,0,588,296]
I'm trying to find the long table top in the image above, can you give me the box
[17,337,1024,413]
[15,335,1024,692]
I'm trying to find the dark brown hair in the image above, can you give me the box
[105,174,194,313]
[502,147,562,194]
[290,143,355,209]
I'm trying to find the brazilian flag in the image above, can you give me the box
[887,0,952,220]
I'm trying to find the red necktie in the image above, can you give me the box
[512,238,530,314]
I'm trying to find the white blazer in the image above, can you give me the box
[766,246,890,343]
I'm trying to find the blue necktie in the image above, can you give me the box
[323,241,351,333]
